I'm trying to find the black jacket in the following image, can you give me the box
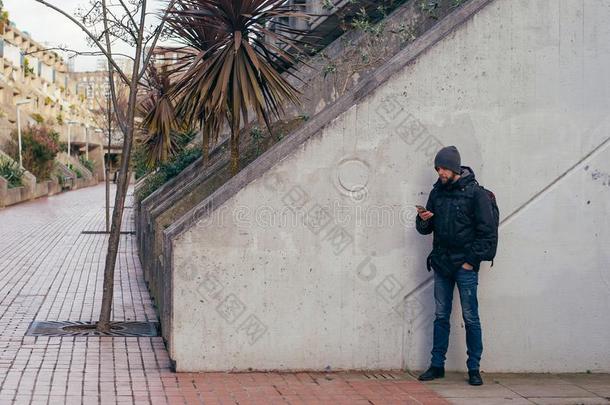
[416,166,497,272]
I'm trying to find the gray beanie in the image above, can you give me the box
[434,146,461,174]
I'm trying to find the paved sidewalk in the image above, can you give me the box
[0,185,608,405]
[0,185,449,404]
[419,372,610,405]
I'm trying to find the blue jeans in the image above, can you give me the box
[431,267,483,371]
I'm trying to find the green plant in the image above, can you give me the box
[0,157,25,188]
[133,129,197,180]
[392,23,417,44]
[23,58,35,77]
[56,113,64,126]
[420,0,440,19]
[352,7,385,36]
[31,113,45,124]
[251,127,264,156]
[67,163,83,178]
[132,144,150,180]
[451,0,466,8]
[322,0,334,10]
[323,63,337,78]
[134,171,166,202]
[79,156,95,173]
[135,146,201,202]
[44,97,53,106]
[5,125,60,180]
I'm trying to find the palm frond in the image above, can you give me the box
[138,65,181,169]
[166,0,312,174]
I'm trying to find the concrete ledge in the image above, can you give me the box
[0,158,98,209]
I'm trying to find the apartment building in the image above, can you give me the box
[0,21,105,170]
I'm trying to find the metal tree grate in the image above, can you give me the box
[26,321,159,337]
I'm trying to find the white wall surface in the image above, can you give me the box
[171,0,610,372]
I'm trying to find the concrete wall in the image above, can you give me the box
[0,155,94,209]
[167,0,610,372]
[0,180,31,207]
[0,151,34,207]
[135,0,463,331]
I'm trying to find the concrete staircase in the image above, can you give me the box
[137,0,610,373]
[135,0,494,369]
[135,0,484,326]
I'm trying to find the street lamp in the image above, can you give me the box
[15,99,33,168]
[94,128,104,168]
[85,124,90,161]
[66,120,79,160]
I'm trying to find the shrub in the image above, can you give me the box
[6,125,60,180]
[67,163,83,179]
[0,157,25,188]
[135,146,201,202]
[132,144,150,181]
[133,129,197,180]
[79,156,95,173]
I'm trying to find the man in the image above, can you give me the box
[415,145,497,386]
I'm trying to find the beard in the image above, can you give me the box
[439,172,457,184]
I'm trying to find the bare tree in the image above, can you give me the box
[33,0,175,332]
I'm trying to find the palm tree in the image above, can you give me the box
[166,0,311,175]
[138,65,181,169]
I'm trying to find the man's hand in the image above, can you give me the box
[462,262,474,270]
[418,210,434,221]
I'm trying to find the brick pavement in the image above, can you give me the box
[0,185,449,405]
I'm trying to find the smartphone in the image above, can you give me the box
[415,205,427,212]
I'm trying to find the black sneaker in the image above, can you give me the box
[418,366,445,381]
[468,369,483,386]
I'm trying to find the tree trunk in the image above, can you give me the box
[97,0,148,333]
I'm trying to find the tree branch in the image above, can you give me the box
[33,0,131,85]
[23,46,135,61]
[116,0,139,30]
[105,5,138,42]
[138,0,177,81]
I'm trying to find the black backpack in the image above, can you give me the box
[475,181,500,264]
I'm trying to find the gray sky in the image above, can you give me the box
[4,0,166,72]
